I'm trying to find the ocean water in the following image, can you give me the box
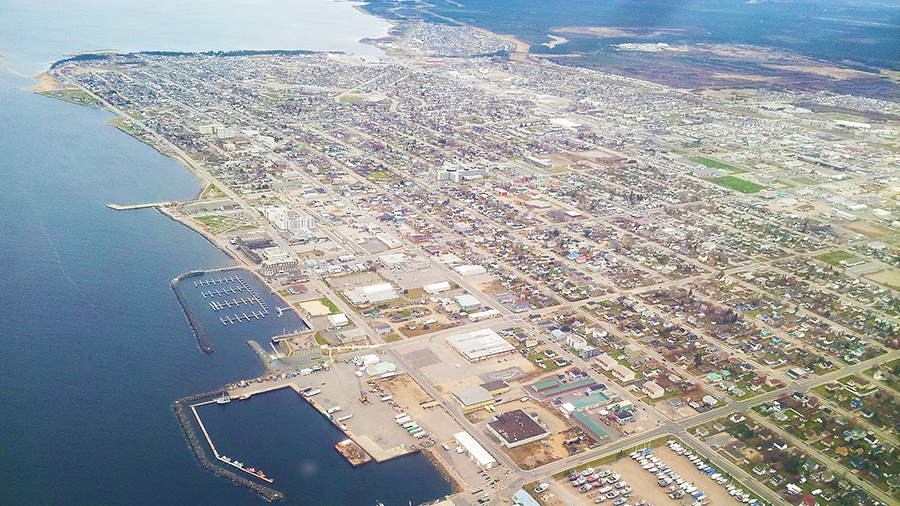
[0,2,450,504]
[0,0,391,76]
[196,388,452,506]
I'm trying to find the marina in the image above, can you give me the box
[219,312,267,325]
[171,268,308,353]
[190,386,451,505]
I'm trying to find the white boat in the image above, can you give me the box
[216,393,231,404]
[239,393,251,400]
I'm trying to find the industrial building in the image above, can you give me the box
[570,411,609,441]
[452,385,495,411]
[453,431,496,469]
[423,281,452,294]
[344,283,398,306]
[487,409,549,448]
[446,329,515,362]
[454,294,482,311]
[454,264,486,277]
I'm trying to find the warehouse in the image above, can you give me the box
[446,328,515,362]
[487,409,549,448]
[344,283,398,306]
[454,294,482,311]
[452,386,495,411]
[454,431,496,469]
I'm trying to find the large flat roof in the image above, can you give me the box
[454,431,496,468]
[488,409,548,446]
[446,328,515,362]
[452,385,494,406]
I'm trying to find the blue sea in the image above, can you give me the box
[0,2,450,504]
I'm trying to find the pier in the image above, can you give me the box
[106,201,171,210]
[190,400,274,484]
[194,276,241,287]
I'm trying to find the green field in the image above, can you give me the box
[193,215,254,235]
[813,250,860,266]
[692,157,744,173]
[710,176,765,193]
[318,297,339,314]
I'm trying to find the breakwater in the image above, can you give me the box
[172,391,284,502]
[171,270,214,353]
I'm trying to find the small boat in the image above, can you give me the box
[216,393,231,404]
[239,393,251,400]
[234,461,244,468]
[221,456,231,462]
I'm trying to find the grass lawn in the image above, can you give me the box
[813,250,859,266]
[318,297,339,314]
[692,157,744,173]
[710,176,765,193]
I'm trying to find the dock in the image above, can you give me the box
[106,201,170,210]
[335,439,372,466]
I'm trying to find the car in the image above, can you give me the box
[534,483,549,494]
[613,498,627,506]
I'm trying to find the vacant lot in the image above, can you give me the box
[813,250,859,266]
[710,176,765,193]
[692,157,744,173]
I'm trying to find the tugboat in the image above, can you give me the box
[216,393,231,404]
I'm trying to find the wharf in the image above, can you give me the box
[236,377,414,463]
[335,439,372,466]
[106,201,170,210]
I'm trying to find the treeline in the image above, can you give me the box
[51,49,342,68]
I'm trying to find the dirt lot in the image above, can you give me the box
[865,269,900,290]
[298,300,333,316]
[504,433,570,470]
[380,374,434,417]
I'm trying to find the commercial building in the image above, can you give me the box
[571,411,609,441]
[327,313,349,327]
[423,281,452,294]
[454,431,496,469]
[487,409,549,448]
[454,264,486,277]
[454,294,482,311]
[344,283,398,306]
[531,377,597,399]
[452,386,495,411]
[446,329,515,362]
[480,380,510,396]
